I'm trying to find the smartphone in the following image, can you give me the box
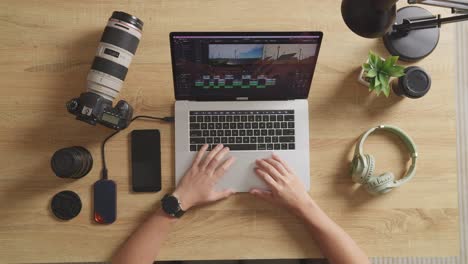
[131,129,162,192]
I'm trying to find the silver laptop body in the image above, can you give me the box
[170,32,323,192]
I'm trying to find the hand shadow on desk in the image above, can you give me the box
[328,137,376,208]
[330,68,404,118]
[0,30,115,221]
[0,160,76,222]
[18,30,109,154]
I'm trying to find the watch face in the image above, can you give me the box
[162,195,180,215]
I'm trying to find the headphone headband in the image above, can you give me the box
[355,125,418,187]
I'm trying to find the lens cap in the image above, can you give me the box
[51,190,82,220]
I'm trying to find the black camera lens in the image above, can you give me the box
[51,146,93,179]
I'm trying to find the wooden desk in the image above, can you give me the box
[0,0,458,263]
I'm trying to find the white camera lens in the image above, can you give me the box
[87,11,143,101]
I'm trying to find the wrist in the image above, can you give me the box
[155,207,179,223]
[172,190,192,211]
[292,196,317,219]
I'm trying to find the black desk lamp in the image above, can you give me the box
[341,0,468,61]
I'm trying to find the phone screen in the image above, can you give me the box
[131,130,161,192]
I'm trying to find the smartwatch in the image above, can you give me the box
[161,194,185,218]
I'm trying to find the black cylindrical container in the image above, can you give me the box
[393,66,431,99]
[51,146,93,179]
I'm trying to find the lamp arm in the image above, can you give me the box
[391,0,468,34]
[393,13,468,32]
[408,0,468,12]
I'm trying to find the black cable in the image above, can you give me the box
[100,115,175,180]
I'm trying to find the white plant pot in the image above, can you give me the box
[358,66,370,87]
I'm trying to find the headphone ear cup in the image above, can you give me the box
[351,155,367,184]
[366,172,395,195]
[350,154,375,184]
[364,154,375,184]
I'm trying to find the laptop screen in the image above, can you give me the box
[170,32,323,101]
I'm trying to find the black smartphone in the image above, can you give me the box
[131,129,162,192]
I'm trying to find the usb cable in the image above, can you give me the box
[100,115,175,179]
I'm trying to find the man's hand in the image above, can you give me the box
[250,153,312,216]
[173,144,236,211]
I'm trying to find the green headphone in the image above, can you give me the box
[350,125,418,195]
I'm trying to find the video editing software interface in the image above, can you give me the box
[171,33,322,100]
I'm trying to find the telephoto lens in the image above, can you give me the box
[51,146,93,179]
[88,11,143,100]
[66,11,143,130]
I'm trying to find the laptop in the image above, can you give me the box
[171,32,323,192]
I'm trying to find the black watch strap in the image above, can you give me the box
[161,194,185,218]
[174,207,185,218]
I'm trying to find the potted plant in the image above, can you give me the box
[359,52,405,97]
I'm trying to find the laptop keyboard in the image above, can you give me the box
[189,110,295,151]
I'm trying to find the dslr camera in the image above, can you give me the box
[67,11,143,130]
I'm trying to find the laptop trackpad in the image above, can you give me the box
[215,151,295,192]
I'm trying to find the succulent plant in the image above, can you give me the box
[362,52,405,97]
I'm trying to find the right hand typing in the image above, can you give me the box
[250,153,313,216]
[173,144,236,211]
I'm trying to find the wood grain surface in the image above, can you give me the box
[0,0,459,263]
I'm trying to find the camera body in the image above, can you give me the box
[67,92,133,130]
[67,11,143,130]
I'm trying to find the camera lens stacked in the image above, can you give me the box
[51,146,93,179]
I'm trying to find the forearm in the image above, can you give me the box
[112,145,235,264]
[112,208,177,264]
[297,200,370,264]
